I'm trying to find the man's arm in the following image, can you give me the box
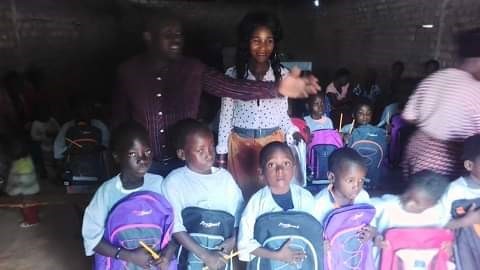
[202,67,319,101]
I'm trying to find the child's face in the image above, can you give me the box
[309,96,325,116]
[401,188,436,214]
[261,149,295,194]
[181,132,215,174]
[465,157,480,182]
[119,138,153,179]
[249,26,274,65]
[329,162,366,202]
[355,105,373,125]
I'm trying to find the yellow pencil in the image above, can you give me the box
[349,119,356,134]
[338,113,344,132]
[139,241,160,260]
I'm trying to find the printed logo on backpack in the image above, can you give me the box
[95,191,174,270]
[248,211,324,270]
[323,203,376,270]
[178,207,235,270]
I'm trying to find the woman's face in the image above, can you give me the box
[249,26,275,64]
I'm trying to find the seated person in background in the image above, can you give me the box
[238,142,315,263]
[376,78,416,129]
[304,93,333,132]
[439,134,480,227]
[326,68,354,129]
[53,97,109,161]
[162,119,244,270]
[82,121,174,269]
[353,68,382,104]
[424,59,440,77]
[340,100,382,145]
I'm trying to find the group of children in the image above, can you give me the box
[82,117,480,269]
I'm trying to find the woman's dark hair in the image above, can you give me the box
[259,142,294,169]
[235,11,283,82]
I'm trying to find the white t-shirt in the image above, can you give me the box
[371,194,446,236]
[439,176,480,224]
[237,184,315,262]
[313,186,370,224]
[82,173,164,256]
[161,166,244,233]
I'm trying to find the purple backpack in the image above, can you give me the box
[388,114,414,167]
[94,191,174,270]
[307,130,344,184]
[323,203,376,270]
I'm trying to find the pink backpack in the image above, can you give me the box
[380,228,454,270]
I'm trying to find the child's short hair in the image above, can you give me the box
[328,147,366,174]
[259,142,294,169]
[353,98,373,114]
[172,119,212,150]
[110,121,149,154]
[462,134,480,161]
[307,92,325,106]
[334,68,351,80]
[406,170,449,202]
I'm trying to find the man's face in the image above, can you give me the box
[145,20,184,61]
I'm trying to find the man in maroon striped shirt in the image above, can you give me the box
[113,11,319,176]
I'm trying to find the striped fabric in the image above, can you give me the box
[402,130,464,180]
[402,68,480,179]
[403,68,480,141]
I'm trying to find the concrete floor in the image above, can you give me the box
[0,203,91,270]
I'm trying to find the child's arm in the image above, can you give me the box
[174,231,227,269]
[251,239,306,264]
[218,228,237,254]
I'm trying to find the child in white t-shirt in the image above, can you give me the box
[440,134,480,227]
[162,119,244,270]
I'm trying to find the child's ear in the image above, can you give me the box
[176,149,186,161]
[327,171,335,184]
[464,160,474,172]
[143,32,152,43]
[112,152,119,163]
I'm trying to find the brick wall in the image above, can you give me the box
[309,0,480,80]
[0,0,117,97]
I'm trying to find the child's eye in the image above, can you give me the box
[128,152,137,158]
[267,163,274,168]
[284,161,292,167]
[144,150,152,156]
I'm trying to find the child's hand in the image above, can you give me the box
[374,235,388,248]
[202,250,227,270]
[292,132,304,144]
[124,248,153,269]
[153,256,171,270]
[275,239,307,264]
[218,237,235,254]
[357,225,377,243]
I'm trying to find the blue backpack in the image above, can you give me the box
[349,125,387,187]
[95,191,175,270]
[178,207,235,270]
[323,204,376,270]
[247,211,324,270]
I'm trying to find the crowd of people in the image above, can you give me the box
[1,8,480,270]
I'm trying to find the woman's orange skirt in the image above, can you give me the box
[228,130,284,199]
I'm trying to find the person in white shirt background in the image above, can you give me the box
[216,11,301,200]
[237,142,315,264]
[162,119,244,270]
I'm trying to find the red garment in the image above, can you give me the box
[113,55,278,160]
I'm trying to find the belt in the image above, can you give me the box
[233,126,279,139]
